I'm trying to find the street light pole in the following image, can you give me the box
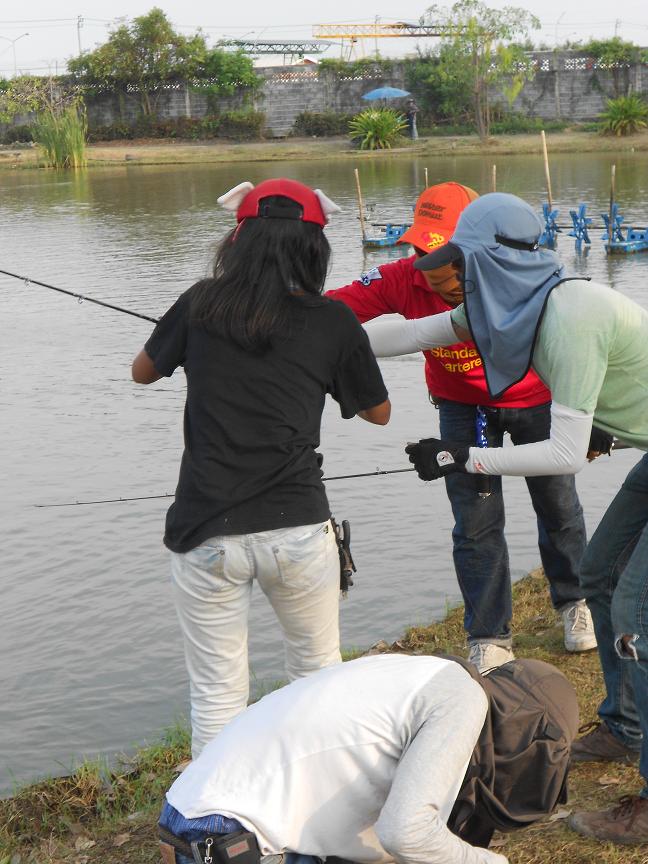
[0,32,29,76]
[554,13,565,48]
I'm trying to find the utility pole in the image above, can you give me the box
[77,15,84,54]
[614,18,621,37]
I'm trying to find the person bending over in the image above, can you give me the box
[366,191,648,844]
[132,179,390,759]
[157,652,578,864]
[327,181,591,674]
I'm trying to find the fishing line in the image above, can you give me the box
[0,268,159,324]
[34,468,416,508]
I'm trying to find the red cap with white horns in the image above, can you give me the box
[217,179,341,227]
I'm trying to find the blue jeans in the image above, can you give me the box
[160,802,321,864]
[579,453,648,797]
[160,802,243,864]
[437,399,586,644]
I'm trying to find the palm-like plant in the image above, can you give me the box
[600,94,648,136]
[348,108,408,150]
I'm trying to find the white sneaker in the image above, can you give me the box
[562,600,597,652]
[468,641,515,675]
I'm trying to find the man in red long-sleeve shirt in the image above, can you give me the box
[327,181,594,672]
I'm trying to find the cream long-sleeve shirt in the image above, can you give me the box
[166,654,505,864]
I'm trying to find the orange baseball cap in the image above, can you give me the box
[398,181,479,252]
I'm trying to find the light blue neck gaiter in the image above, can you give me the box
[451,194,567,399]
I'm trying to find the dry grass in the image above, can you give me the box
[1,569,647,863]
[1,128,648,171]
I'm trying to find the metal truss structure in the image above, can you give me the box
[218,39,334,55]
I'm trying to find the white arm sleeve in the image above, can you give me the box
[374,666,507,864]
[364,311,458,357]
[466,402,593,477]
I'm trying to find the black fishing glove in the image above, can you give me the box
[405,438,470,481]
[587,425,614,461]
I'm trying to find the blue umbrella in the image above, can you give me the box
[362,86,411,101]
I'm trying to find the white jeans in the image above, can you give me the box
[170,520,341,757]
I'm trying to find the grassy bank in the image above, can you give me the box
[2,129,648,170]
[1,568,646,863]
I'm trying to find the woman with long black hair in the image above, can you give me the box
[132,178,390,757]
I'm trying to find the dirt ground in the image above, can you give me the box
[1,128,647,170]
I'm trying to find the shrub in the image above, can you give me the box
[86,122,135,142]
[292,110,352,137]
[348,108,408,150]
[87,116,222,142]
[599,94,648,136]
[86,112,263,143]
[217,109,265,140]
[489,113,568,134]
[2,124,34,143]
[426,122,477,136]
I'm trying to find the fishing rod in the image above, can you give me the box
[0,269,159,324]
[33,440,636,508]
[34,468,417,508]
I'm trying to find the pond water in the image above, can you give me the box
[2,150,648,793]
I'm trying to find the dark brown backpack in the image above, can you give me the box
[443,656,578,847]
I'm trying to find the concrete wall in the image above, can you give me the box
[510,51,646,121]
[84,82,246,128]
[4,51,647,138]
[84,65,408,137]
[256,65,407,135]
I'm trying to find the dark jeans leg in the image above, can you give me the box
[438,400,511,644]
[504,402,587,609]
[580,455,648,779]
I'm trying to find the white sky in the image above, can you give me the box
[1,1,647,77]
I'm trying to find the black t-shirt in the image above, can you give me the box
[145,285,388,553]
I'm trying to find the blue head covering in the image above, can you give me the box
[444,193,566,399]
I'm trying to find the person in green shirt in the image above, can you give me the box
[364,192,648,845]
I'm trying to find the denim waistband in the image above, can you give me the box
[160,801,243,840]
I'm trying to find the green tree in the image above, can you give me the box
[406,46,473,126]
[68,8,207,115]
[420,0,540,138]
[198,47,261,111]
[201,49,259,95]
[0,74,77,122]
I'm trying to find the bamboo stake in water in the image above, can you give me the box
[608,163,616,252]
[354,167,367,242]
[424,166,429,189]
[491,164,497,192]
[541,130,553,211]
